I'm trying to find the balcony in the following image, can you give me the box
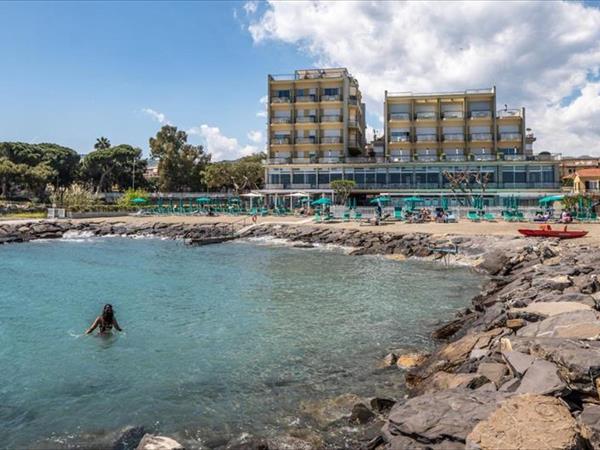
[296,116,317,123]
[470,133,492,141]
[320,157,342,163]
[445,154,466,162]
[498,109,522,119]
[346,156,385,163]
[292,157,312,163]
[295,137,317,144]
[271,97,291,104]
[416,134,437,142]
[266,158,291,165]
[321,136,343,144]
[415,112,437,120]
[442,111,464,120]
[348,120,358,127]
[321,95,341,102]
[295,95,317,103]
[271,117,292,124]
[271,137,291,145]
[389,112,410,121]
[389,155,411,162]
[390,135,411,143]
[321,115,342,122]
[472,153,496,161]
[503,154,526,161]
[416,153,439,162]
[443,133,464,142]
[349,97,358,106]
[470,110,492,119]
[265,184,284,189]
[500,133,522,141]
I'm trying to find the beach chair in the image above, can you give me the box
[514,211,525,222]
[353,211,362,221]
[483,212,496,222]
[343,210,351,222]
[467,210,481,222]
[313,212,321,222]
[394,209,404,221]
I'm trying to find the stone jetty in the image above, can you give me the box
[5,219,600,449]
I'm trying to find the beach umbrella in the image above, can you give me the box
[196,197,211,203]
[403,196,424,203]
[240,192,263,209]
[370,196,391,204]
[441,197,449,210]
[539,194,564,205]
[131,197,147,204]
[311,197,332,206]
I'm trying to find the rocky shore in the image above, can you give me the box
[4,220,600,449]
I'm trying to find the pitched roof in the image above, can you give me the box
[576,168,600,178]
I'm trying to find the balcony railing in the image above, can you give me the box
[445,155,466,162]
[470,133,492,141]
[296,116,316,123]
[271,137,291,145]
[295,137,317,144]
[264,184,284,189]
[443,133,464,142]
[348,97,358,105]
[442,111,464,119]
[271,117,292,124]
[500,133,522,141]
[498,109,522,118]
[415,154,439,161]
[321,136,342,144]
[470,110,492,119]
[295,95,317,102]
[321,95,341,102]
[390,135,410,143]
[320,157,342,163]
[321,115,342,122]
[292,158,311,163]
[472,154,496,161]
[389,155,412,162]
[389,112,410,120]
[266,158,290,165]
[503,154,526,161]
[348,120,358,127]
[271,97,291,103]
[416,134,437,142]
[416,112,437,120]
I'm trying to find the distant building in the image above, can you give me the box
[572,168,600,194]
[144,159,159,180]
[263,68,561,206]
[560,156,600,179]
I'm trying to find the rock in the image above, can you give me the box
[470,348,489,360]
[300,393,363,427]
[479,250,510,275]
[349,403,376,424]
[502,350,536,377]
[382,389,507,449]
[266,435,316,450]
[396,352,428,369]
[370,397,395,414]
[466,394,582,450]
[425,372,482,392]
[505,318,526,329]
[517,309,600,339]
[515,359,566,395]
[512,301,592,318]
[579,403,600,449]
[499,337,513,352]
[431,314,475,339]
[136,434,184,450]
[476,362,508,386]
[543,256,562,266]
[113,426,146,450]
[499,377,521,392]
[379,352,397,368]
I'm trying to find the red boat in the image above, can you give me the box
[518,224,588,239]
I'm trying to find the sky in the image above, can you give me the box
[0,0,599,159]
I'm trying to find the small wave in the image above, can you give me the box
[241,236,356,254]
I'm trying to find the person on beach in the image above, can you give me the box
[85,304,123,335]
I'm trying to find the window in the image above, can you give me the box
[318,171,329,185]
[323,88,339,96]
[293,171,304,184]
[277,90,290,98]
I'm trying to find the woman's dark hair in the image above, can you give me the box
[102,304,114,323]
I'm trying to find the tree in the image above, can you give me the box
[149,125,210,192]
[330,179,356,205]
[94,137,111,150]
[442,169,491,206]
[203,154,265,194]
[81,144,147,193]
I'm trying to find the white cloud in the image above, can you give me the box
[188,124,259,161]
[247,130,263,143]
[243,1,258,15]
[141,108,170,125]
[247,1,600,154]
[256,95,268,118]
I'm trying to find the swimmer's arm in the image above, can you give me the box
[85,317,100,334]
[113,317,123,332]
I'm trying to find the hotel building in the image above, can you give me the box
[264,68,561,206]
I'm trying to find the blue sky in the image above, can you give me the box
[1,1,599,157]
[0,1,312,157]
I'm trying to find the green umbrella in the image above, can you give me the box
[311,197,332,206]
[229,198,240,203]
[196,197,211,203]
[403,196,424,203]
[539,194,564,204]
[131,197,147,204]
[370,196,391,204]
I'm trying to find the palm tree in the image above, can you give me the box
[94,137,111,150]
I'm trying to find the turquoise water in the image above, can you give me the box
[0,236,482,448]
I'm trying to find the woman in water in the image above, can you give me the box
[85,304,123,335]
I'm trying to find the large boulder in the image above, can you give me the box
[300,393,364,427]
[517,310,600,339]
[478,250,510,275]
[579,403,600,449]
[511,301,592,318]
[502,350,536,377]
[515,359,567,395]
[136,434,184,450]
[382,389,507,449]
[466,394,583,450]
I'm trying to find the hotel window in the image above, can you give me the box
[365,169,376,184]
[306,171,316,186]
[280,172,291,186]
[389,168,401,184]
[401,169,413,185]
[502,166,527,184]
[276,90,290,98]
[343,169,355,182]
[354,169,365,184]
[542,167,555,183]
[330,170,343,182]
[318,171,330,185]
[528,166,542,183]
[293,171,305,185]
[323,88,339,96]
[376,169,387,185]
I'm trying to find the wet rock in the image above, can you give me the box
[505,318,526,329]
[265,435,317,450]
[300,393,363,427]
[431,314,475,340]
[476,362,507,386]
[467,394,582,450]
[502,350,536,377]
[512,301,592,319]
[396,352,429,369]
[515,359,566,395]
[382,389,507,449]
[517,309,600,339]
[370,397,395,414]
[349,403,376,424]
[478,250,510,275]
[136,434,184,450]
[113,426,146,450]
[379,353,397,368]
[424,371,482,392]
